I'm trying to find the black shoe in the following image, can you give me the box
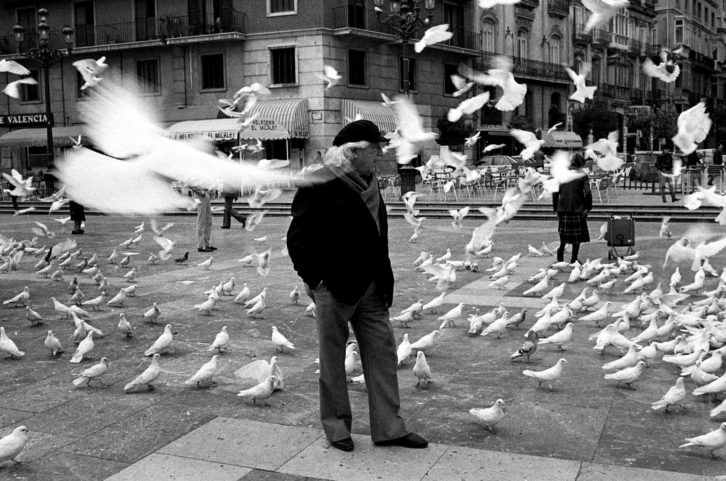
[672,197,679,202]
[220,225,230,229]
[197,247,212,252]
[72,230,84,235]
[331,437,354,452]
[374,433,428,449]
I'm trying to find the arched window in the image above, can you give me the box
[548,35,561,64]
[482,19,496,53]
[517,28,528,59]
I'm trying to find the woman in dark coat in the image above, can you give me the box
[552,153,592,263]
[69,201,86,235]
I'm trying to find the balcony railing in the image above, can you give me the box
[629,39,642,55]
[547,0,568,17]
[514,5,535,21]
[599,83,631,99]
[331,5,477,50]
[592,29,611,45]
[477,53,569,83]
[1,10,247,51]
[519,0,540,8]
[611,33,629,49]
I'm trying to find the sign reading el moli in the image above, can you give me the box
[0,113,52,128]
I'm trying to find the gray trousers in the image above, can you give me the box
[313,281,406,443]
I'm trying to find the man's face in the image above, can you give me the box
[349,142,383,176]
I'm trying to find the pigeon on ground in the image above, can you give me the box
[0,426,30,465]
[144,324,173,356]
[44,330,63,357]
[469,398,506,433]
[237,375,276,405]
[604,360,647,388]
[522,358,567,391]
[679,422,726,458]
[0,327,24,359]
[413,351,432,388]
[271,326,295,352]
[650,377,686,412]
[185,355,219,388]
[511,330,538,362]
[72,357,109,387]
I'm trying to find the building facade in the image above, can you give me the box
[0,0,479,174]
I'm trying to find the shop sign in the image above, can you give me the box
[0,113,52,128]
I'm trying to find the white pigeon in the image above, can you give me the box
[642,50,680,83]
[582,0,630,33]
[234,283,251,304]
[194,296,216,315]
[72,357,109,387]
[271,326,295,352]
[522,358,567,390]
[447,92,490,123]
[2,77,37,99]
[458,56,526,111]
[143,302,161,323]
[185,355,219,388]
[602,345,641,371]
[650,377,686,412]
[565,62,597,103]
[3,286,30,307]
[672,101,712,156]
[437,303,464,329]
[523,276,549,296]
[452,74,474,98]
[537,322,573,350]
[414,24,453,53]
[0,426,30,465]
[69,331,95,364]
[469,398,506,433]
[55,80,299,215]
[124,354,161,392]
[604,360,647,388]
[412,351,432,388]
[0,59,30,76]
[144,324,173,356]
[72,56,108,90]
[397,334,412,366]
[197,256,213,269]
[0,327,24,359]
[422,293,446,313]
[679,422,726,458]
[390,96,438,164]
[208,326,230,353]
[237,375,276,405]
[410,330,441,352]
[314,65,342,89]
[44,330,63,356]
[511,129,544,161]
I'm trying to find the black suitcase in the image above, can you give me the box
[606,215,635,259]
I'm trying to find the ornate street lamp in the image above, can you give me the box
[13,8,73,192]
[373,0,435,95]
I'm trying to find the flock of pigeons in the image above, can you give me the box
[0,211,314,465]
[381,214,726,459]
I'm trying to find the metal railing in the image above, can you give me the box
[599,83,631,99]
[331,5,477,50]
[476,53,569,82]
[1,10,247,50]
[547,0,569,16]
[592,28,611,44]
[629,39,642,54]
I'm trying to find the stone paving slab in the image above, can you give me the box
[577,461,713,481]
[158,418,323,471]
[105,453,251,481]
[278,434,448,481]
[421,444,581,481]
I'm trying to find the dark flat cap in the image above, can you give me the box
[333,119,387,146]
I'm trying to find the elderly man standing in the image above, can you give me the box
[287,120,427,452]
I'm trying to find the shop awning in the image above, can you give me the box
[167,118,242,141]
[167,98,309,141]
[0,125,86,147]
[543,130,583,149]
[240,98,309,139]
[341,99,398,133]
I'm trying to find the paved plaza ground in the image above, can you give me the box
[0,207,725,480]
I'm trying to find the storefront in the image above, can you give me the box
[0,125,87,173]
[167,98,309,170]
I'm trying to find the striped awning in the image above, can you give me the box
[543,130,583,149]
[240,98,309,139]
[0,125,86,147]
[167,98,309,141]
[341,99,398,133]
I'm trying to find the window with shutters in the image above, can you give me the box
[271,47,296,84]
[348,49,366,86]
[136,58,160,94]
[268,0,297,16]
[201,53,225,90]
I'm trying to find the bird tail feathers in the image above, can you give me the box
[72,376,88,387]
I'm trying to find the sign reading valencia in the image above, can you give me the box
[0,113,52,128]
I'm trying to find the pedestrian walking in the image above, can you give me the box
[221,193,247,229]
[655,146,679,203]
[69,201,86,234]
[553,152,592,264]
[708,143,723,186]
[193,188,216,252]
[684,150,703,192]
[287,120,428,452]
